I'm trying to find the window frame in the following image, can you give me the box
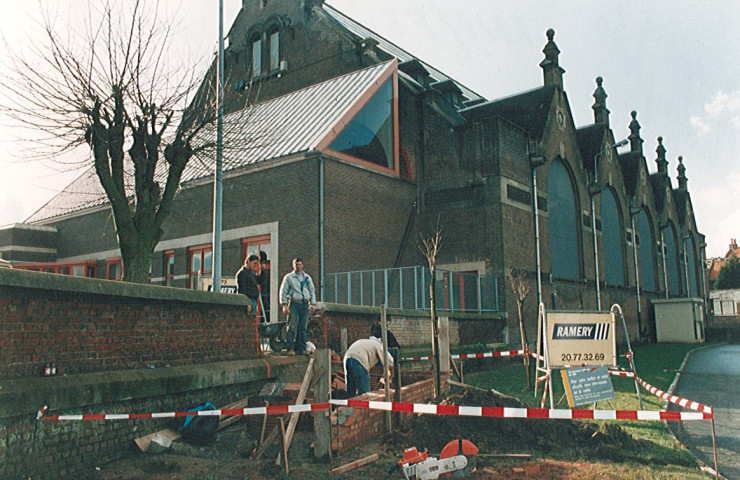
[164,250,175,287]
[188,244,213,290]
[106,258,122,281]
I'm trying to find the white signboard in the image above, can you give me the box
[546,312,616,368]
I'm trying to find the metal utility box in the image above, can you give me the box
[652,298,705,343]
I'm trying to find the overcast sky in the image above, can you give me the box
[1,1,738,258]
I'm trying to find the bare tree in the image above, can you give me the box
[419,220,442,398]
[1,1,221,283]
[506,268,532,389]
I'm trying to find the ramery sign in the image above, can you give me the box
[546,312,616,368]
[552,323,610,340]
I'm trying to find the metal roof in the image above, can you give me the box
[27,61,395,223]
[322,3,484,104]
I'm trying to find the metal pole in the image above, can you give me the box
[660,228,669,298]
[631,209,643,335]
[591,191,601,311]
[211,0,225,291]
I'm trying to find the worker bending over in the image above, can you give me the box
[343,333,394,397]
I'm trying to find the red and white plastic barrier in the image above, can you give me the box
[402,349,529,362]
[38,399,712,423]
[635,376,713,414]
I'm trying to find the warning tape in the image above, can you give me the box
[402,349,529,362]
[634,377,713,414]
[331,399,712,421]
[38,399,712,422]
[39,404,330,422]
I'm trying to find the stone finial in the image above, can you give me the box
[628,111,643,154]
[677,156,687,189]
[592,76,610,125]
[655,136,668,174]
[540,29,565,88]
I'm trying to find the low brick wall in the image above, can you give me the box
[0,268,257,378]
[330,371,448,453]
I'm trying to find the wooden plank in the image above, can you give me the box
[279,417,289,475]
[217,398,248,430]
[282,357,314,449]
[330,453,379,475]
[313,349,331,459]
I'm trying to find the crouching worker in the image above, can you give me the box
[343,333,394,397]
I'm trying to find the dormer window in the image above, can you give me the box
[250,34,262,78]
[268,26,280,72]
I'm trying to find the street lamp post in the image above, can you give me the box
[590,139,628,311]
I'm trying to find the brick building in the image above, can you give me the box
[0,0,707,341]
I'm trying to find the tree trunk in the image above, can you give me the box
[117,221,161,284]
[430,282,441,398]
[518,300,531,390]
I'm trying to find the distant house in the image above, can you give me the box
[0,1,707,341]
[707,238,739,286]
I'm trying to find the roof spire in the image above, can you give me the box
[628,111,643,155]
[677,155,687,189]
[540,29,565,88]
[655,136,668,174]
[592,77,610,125]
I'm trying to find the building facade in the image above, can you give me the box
[1,1,707,341]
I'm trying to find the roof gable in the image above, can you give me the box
[27,61,397,223]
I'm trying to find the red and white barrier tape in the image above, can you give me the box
[330,399,712,421]
[635,377,712,414]
[38,399,711,422]
[402,349,529,362]
[39,404,330,422]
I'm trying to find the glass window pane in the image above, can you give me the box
[204,250,212,272]
[269,30,279,71]
[191,253,201,273]
[547,160,579,280]
[330,78,394,169]
[638,210,656,292]
[72,266,85,277]
[252,38,262,78]
[601,190,625,286]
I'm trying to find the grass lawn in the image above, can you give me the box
[458,342,717,479]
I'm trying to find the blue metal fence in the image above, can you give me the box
[323,266,500,312]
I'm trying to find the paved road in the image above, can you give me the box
[668,344,740,480]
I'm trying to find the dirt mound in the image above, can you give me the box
[383,387,652,464]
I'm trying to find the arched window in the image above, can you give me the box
[637,209,657,292]
[601,188,625,286]
[547,159,580,280]
[267,25,280,72]
[664,223,681,296]
[685,235,700,297]
[250,33,262,78]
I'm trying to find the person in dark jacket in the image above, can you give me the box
[236,255,260,314]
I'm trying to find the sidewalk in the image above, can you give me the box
[668,344,740,479]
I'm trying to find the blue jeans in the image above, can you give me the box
[286,302,309,353]
[345,357,370,397]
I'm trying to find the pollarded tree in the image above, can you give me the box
[714,257,740,290]
[1,1,222,283]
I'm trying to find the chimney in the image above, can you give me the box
[731,239,738,251]
[592,77,610,125]
[540,29,565,89]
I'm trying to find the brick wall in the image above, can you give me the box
[330,372,447,453]
[0,268,257,379]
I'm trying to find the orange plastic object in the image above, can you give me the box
[399,446,429,466]
[439,439,479,459]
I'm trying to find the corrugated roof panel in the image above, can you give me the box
[27,62,393,223]
[323,3,484,103]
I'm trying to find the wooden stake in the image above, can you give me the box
[330,453,379,475]
[280,417,289,475]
